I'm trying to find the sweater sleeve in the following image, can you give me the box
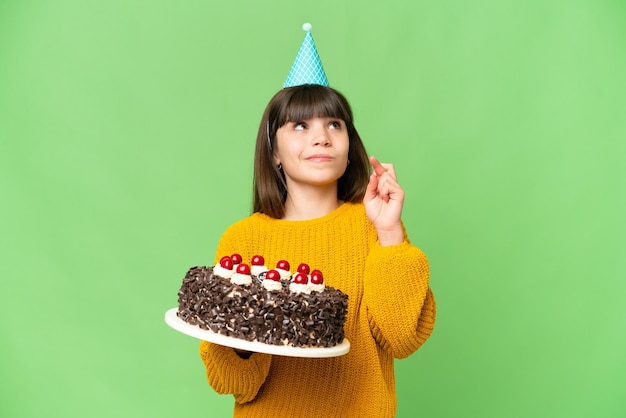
[363,240,436,359]
[199,341,272,404]
[196,220,273,404]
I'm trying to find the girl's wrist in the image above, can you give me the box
[376,225,405,246]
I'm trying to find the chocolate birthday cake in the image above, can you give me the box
[176,254,348,348]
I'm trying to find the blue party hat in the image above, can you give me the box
[283,23,329,87]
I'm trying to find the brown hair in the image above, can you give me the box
[253,84,370,218]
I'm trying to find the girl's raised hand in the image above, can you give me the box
[363,156,405,246]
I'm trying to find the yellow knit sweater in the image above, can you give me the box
[199,203,435,417]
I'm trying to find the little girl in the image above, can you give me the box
[199,83,436,417]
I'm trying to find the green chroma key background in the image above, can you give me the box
[1,1,624,417]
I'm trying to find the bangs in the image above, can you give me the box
[276,85,353,127]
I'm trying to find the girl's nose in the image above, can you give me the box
[311,125,331,146]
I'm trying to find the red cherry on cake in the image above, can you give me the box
[293,272,308,285]
[220,256,234,270]
[297,263,310,275]
[276,260,290,271]
[251,255,265,266]
[230,253,243,264]
[236,263,251,275]
[310,269,324,285]
[265,269,281,281]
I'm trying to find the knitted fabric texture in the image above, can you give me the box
[199,203,435,417]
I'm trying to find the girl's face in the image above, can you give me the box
[274,116,349,190]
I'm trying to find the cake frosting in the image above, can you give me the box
[176,254,348,348]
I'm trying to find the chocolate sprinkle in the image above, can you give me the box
[176,266,348,348]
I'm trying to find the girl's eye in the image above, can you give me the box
[329,121,343,129]
[294,122,307,131]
